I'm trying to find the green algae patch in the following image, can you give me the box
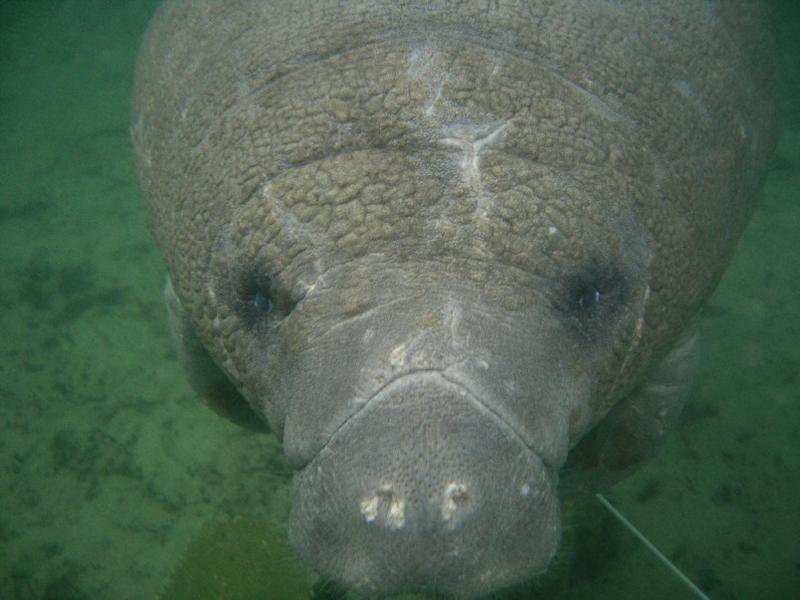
[160,517,315,600]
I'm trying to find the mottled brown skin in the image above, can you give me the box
[132,1,778,598]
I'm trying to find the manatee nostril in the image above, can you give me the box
[441,481,473,527]
[359,480,476,532]
[360,484,406,529]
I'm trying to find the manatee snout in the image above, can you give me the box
[289,373,560,599]
[279,279,579,596]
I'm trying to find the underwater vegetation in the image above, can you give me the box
[157,511,587,600]
[158,495,674,599]
[159,516,435,600]
[159,517,313,600]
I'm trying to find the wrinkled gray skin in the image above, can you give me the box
[132,1,778,597]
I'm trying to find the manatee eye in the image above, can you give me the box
[577,288,603,312]
[559,261,627,331]
[253,289,273,315]
[573,282,616,320]
[228,265,300,326]
[233,271,278,323]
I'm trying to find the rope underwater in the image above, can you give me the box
[596,493,710,600]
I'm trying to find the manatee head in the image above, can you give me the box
[133,1,778,597]
[199,108,655,598]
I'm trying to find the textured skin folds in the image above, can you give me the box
[133,2,778,597]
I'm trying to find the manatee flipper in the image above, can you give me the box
[564,326,699,491]
[164,276,268,432]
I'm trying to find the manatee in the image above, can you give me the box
[131,1,779,598]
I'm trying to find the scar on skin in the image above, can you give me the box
[440,121,508,193]
[424,79,445,116]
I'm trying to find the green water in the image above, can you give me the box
[1,1,798,598]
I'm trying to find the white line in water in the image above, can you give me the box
[596,493,710,600]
